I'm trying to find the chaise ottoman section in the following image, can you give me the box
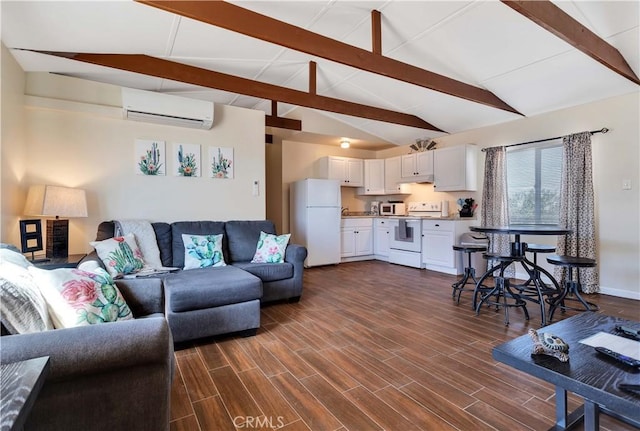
[164,266,262,343]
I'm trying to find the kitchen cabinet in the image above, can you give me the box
[318,156,364,187]
[401,151,434,182]
[341,218,373,258]
[384,156,411,194]
[433,144,478,191]
[421,219,477,275]
[358,159,385,195]
[373,218,390,259]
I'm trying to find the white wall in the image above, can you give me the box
[1,71,266,254]
[0,43,27,246]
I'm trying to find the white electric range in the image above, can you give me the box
[387,202,443,268]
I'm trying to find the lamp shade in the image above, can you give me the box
[24,185,88,218]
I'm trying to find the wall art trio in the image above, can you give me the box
[135,139,234,179]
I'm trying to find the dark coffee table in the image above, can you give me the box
[492,313,640,430]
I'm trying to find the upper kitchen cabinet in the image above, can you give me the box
[433,144,478,192]
[401,151,434,183]
[358,159,385,195]
[384,156,411,195]
[318,156,364,187]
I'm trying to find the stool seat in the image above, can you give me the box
[483,253,524,262]
[546,254,598,321]
[546,255,596,267]
[525,244,556,253]
[453,244,487,253]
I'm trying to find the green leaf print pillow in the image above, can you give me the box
[182,234,226,270]
[251,231,290,264]
[29,266,133,329]
[90,233,145,278]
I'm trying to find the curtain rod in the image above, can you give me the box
[481,127,609,152]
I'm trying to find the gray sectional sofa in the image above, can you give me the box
[84,219,307,343]
[0,249,174,431]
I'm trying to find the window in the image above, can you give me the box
[506,141,562,225]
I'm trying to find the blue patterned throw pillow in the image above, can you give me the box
[182,234,226,270]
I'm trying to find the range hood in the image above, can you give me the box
[398,174,434,184]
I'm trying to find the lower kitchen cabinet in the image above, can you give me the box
[373,218,390,260]
[421,219,477,274]
[341,218,374,259]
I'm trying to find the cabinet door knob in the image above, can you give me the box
[435,224,440,227]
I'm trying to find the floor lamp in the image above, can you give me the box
[23,185,88,258]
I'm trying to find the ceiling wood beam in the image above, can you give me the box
[266,101,302,131]
[34,51,443,131]
[372,10,382,55]
[309,61,317,95]
[136,0,521,115]
[502,0,640,86]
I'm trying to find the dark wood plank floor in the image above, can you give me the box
[169,261,639,431]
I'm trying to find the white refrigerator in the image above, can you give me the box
[290,178,341,267]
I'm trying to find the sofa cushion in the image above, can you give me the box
[152,222,173,267]
[232,262,294,282]
[182,233,226,269]
[225,220,276,263]
[91,233,145,278]
[164,266,261,312]
[171,221,226,268]
[29,267,133,328]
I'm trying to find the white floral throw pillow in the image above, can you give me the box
[29,266,133,329]
[182,234,226,270]
[251,231,290,264]
[90,233,145,278]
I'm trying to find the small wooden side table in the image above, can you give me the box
[31,254,86,270]
[0,356,50,431]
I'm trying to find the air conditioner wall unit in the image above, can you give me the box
[121,88,214,129]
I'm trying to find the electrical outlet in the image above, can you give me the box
[622,179,632,190]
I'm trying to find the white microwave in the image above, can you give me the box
[380,203,406,216]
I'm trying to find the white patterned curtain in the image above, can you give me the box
[555,132,599,293]
[481,146,513,276]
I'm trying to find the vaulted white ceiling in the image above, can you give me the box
[2,0,638,149]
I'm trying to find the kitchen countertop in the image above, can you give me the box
[341,215,477,221]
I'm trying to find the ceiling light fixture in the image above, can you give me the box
[340,139,350,149]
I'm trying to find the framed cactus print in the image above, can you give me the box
[135,139,165,176]
[174,143,201,177]
[209,146,234,179]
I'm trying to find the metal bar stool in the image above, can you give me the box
[522,243,556,288]
[451,244,487,304]
[546,254,599,322]
[473,253,530,325]
[512,243,558,326]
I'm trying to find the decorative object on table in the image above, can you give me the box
[457,198,477,217]
[23,185,88,259]
[409,138,437,153]
[19,219,48,263]
[135,139,165,175]
[210,146,234,179]
[528,328,569,362]
[174,143,201,177]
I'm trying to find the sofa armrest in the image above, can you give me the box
[77,250,104,270]
[0,317,173,382]
[285,243,307,264]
